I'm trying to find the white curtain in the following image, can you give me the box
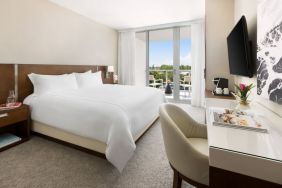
[118,31,136,85]
[191,22,205,107]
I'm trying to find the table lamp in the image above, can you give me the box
[107,66,114,78]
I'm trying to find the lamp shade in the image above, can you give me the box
[107,66,114,72]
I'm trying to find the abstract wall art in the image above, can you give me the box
[257,0,282,105]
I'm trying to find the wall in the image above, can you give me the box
[205,0,235,91]
[0,0,117,66]
[234,0,282,116]
[0,0,14,62]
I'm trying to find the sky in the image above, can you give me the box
[149,39,191,67]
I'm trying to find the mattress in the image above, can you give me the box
[32,116,157,154]
[24,85,166,171]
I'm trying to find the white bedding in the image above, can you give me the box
[24,84,166,171]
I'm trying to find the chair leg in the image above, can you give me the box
[173,170,182,188]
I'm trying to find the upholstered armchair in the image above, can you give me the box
[159,104,209,188]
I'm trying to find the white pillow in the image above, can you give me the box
[75,71,103,88]
[28,70,92,85]
[28,73,38,85]
[31,74,78,95]
[72,70,92,76]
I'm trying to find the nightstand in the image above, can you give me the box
[0,104,31,152]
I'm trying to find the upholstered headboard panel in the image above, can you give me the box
[0,64,15,104]
[17,64,113,102]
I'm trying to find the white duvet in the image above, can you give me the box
[24,84,166,171]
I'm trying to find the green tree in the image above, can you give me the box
[149,64,191,83]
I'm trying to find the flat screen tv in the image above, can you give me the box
[227,16,253,77]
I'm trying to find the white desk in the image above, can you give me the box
[205,98,282,186]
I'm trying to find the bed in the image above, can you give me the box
[17,64,166,171]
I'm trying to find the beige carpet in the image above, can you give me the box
[0,105,205,188]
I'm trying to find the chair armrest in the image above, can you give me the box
[162,119,209,185]
[190,123,207,139]
[173,109,208,139]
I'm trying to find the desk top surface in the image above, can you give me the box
[205,98,282,184]
[205,98,282,162]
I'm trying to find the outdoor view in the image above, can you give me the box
[148,27,191,101]
[149,38,191,83]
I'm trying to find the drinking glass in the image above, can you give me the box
[6,90,16,107]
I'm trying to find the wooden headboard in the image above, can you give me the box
[18,64,113,102]
[0,64,15,104]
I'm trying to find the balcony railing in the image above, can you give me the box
[148,69,192,100]
[149,69,191,84]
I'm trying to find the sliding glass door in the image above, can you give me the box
[136,26,191,102]
[135,26,192,102]
[148,28,174,97]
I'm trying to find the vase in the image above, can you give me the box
[239,99,249,105]
[235,99,250,110]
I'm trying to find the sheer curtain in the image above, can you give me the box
[191,22,205,107]
[118,31,136,85]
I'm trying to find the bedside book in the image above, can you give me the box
[0,133,22,148]
[0,102,22,111]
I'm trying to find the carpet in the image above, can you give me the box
[0,105,205,188]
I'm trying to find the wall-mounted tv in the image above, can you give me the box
[227,16,253,78]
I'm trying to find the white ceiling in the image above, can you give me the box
[49,0,205,30]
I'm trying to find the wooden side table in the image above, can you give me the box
[0,104,31,152]
[103,72,114,84]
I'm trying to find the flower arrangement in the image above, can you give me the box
[233,83,255,105]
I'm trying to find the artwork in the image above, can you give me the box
[257,0,282,105]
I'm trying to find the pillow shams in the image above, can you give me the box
[75,71,103,88]
[31,74,78,95]
[72,70,92,76]
[28,70,92,85]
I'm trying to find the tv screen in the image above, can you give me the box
[227,16,253,77]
